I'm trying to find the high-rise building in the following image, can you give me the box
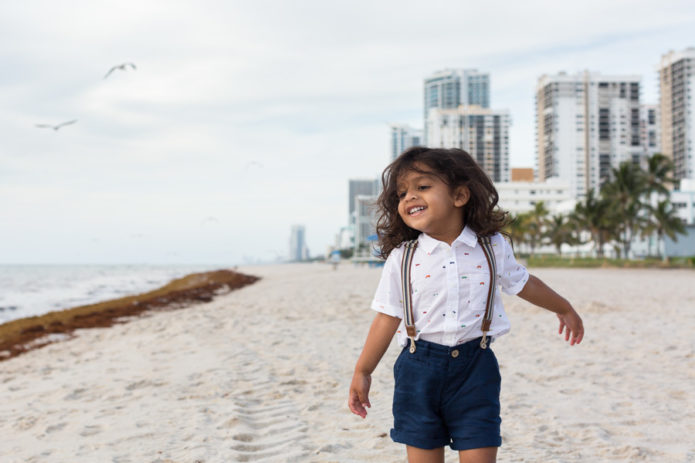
[353,194,379,256]
[424,69,490,143]
[658,48,695,182]
[426,105,511,182]
[348,179,380,223]
[390,124,423,160]
[535,71,642,199]
[289,225,309,261]
[640,104,660,160]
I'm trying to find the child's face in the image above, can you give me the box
[396,166,469,244]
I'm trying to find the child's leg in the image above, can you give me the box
[458,447,497,463]
[406,445,444,463]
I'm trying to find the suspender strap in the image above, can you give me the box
[399,235,498,352]
[478,235,497,349]
[400,240,418,353]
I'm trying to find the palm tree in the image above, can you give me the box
[546,214,581,256]
[572,189,613,258]
[644,153,676,198]
[601,162,647,258]
[525,202,549,257]
[505,213,529,254]
[646,200,686,261]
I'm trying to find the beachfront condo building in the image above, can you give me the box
[640,104,661,160]
[658,48,695,183]
[426,105,511,182]
[348,178,380,223]
[496,178,574,216]
[390,124,423,160]
[348,179,381,253]
[289,225,309,262]
[353,194,379,257]
[424,69,490,144]
[535,71,642,199]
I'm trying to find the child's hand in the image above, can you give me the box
[556,307,584,345]
[348,371,372,418]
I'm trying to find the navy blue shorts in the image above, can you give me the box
[390,337,502,451]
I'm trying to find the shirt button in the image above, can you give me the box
[451,350,459,358]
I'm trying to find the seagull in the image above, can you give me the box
[104,62,137,79]
[35,120,78,131]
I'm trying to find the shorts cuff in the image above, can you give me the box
[450,435,502,451]
[390,429,450,450]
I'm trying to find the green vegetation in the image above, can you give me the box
[505,154,688,263]
[525,254,695,269]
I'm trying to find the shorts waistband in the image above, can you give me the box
[407,337,485,358]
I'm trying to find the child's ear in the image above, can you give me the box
[453,185,470,207]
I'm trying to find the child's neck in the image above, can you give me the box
[427,223,465,246]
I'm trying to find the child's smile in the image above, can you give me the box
[396,166,469,244]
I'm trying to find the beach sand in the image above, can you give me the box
[1,264,694,462]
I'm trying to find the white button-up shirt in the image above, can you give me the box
[371,225,529,347]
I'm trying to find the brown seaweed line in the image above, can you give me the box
[0,269,260,362]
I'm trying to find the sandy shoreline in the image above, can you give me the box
[1,264,694,462]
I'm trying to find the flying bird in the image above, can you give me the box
[35,120,78,131]
[104,62,137,79]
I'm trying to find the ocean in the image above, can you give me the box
[0,264,227,325]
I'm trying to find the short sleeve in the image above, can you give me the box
[370,247,404,318]
[497,235,529,295]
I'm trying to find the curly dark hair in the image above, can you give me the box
[376,146,509,258]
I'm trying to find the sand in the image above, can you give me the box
[0,264,694,462]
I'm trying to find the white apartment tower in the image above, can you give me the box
[348,179,380,224]
[390,124,423,160]
[659,48,695,182]
[427,105,511,182]
[424,69,490,143]
[640,104,660,160]
[536,71,642,199]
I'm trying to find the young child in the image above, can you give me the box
[348,147,584,463]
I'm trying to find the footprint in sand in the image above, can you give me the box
[222,347,311,462]
[46,422,67,433]
[80,424,102,437]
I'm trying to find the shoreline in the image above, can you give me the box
[0,269,260,362]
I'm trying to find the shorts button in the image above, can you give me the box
[451,349,459,358]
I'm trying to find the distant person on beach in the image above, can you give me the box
[348,147,584,463]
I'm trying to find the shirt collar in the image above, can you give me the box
[418,225,478,253]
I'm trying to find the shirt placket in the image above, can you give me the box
[443,246,460,345]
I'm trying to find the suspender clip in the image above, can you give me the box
[480,334,488,349]
[409,337,416,354]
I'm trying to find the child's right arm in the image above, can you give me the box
[348,312,401,419]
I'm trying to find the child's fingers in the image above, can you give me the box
[348,392,367,418]
[571,326,585,345]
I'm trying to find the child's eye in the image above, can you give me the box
[417,185,430,191]
[397,191,406,200]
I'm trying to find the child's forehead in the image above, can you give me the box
[396,167,438,186]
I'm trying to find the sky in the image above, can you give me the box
[2,0,694,265]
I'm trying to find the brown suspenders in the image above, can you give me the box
[400,235,497,353]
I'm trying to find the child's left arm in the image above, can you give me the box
[516,274,584,345]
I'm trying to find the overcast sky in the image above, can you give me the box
[2,1,694,265]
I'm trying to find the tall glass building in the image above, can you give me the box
[424,69,490,143]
